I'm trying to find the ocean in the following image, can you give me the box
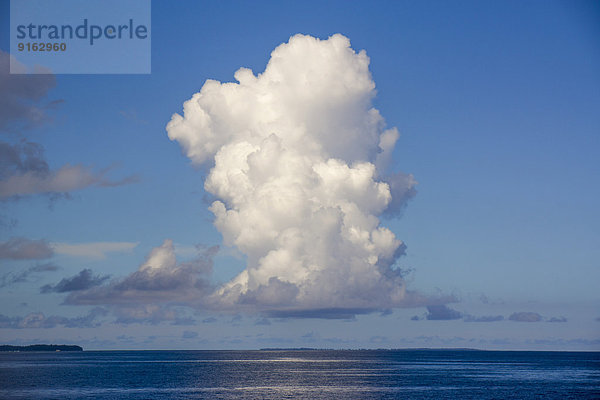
[0,350,598,399]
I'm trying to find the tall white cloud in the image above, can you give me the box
[167,34,418,316]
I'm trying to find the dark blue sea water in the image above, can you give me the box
[0,350,599,399]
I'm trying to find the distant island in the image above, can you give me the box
[260,347,321,351]
[259,347,484,351]
[0,344,83,352]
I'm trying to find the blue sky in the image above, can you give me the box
[0,0,599,350]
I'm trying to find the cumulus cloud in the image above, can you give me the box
[0,307,107,329]
[0,50,57,131]
[40,268,110,293]
[0,140,138,201]
[509,312,543,322]
[0,237,53,259]
[64,239,217,308]
[425,305,463,320]
[52,241,139,259]
[0,262,58,288]
[167,34,421,317]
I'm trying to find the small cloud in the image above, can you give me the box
[113,305,178,325]
[172,316,196,326]
[302,331,318,339]
[29,263,59,272]
[0,307,107,329]
[264,307,371,320]
[370,335,387,344]
[40,269,110,293]
[63,239,217,307]
[0,154,138,200]
[410,315,420,321]
[0,262,58,288]
[476,293,504,305]
[425,305,462,320]
[0,215,17,229]
[0,237,53,260]
[0,50,57,131]
[547,316,567,323]
[54,244,218,326]
[463,314,504,323]
[0,140,139,202]
[525,338,600,347]
[202,317,217,324]
[509,312,543,322]
[52,241,139,259]
[255,317,271,326]
[182,330,198,339]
